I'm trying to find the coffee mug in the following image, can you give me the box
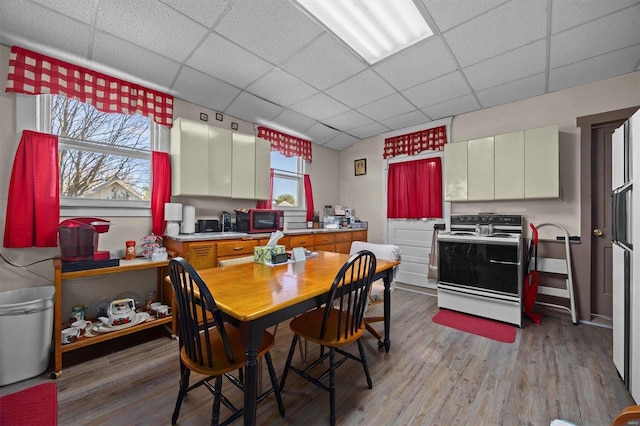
[61,327,80,345]
[149,302,162,316]
[156,305,172,318]
[72,320,92,336]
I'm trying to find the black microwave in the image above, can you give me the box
[235,209,284,233]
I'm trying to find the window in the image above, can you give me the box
[271,151,305,208]
[39,94,158,210]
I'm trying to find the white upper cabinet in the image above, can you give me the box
[171,117,232,197]
[444,124,559,201]
[254,137,271,200]
[495,131,525,200]
[444,141,468,201]
[467,137,495,200]
[231,133,257,199]
[524,125,559,199]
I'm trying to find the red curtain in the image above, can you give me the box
[304,174,314,221]
[387,157,442,219]
[6,46,173,127]
[383,125,447,159]
[256,168,274,209]
[257,126,312,162]
[4,131,59,247]
[151,152,171,236]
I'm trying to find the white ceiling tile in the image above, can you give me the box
[303,122,341,145]
[402,71,471,108]
[421,0,509,32]
[213,0,324,65]
[421,94,481,120]
[31,0,96,24]
[550,5,640,68]
[476,73,546,108]
[173,67,240,113]
[324,133,359,151]
[326,70,396,108]
[551,0,637,34]
[349,122,391,139]
[246,68,318,107]
[159,0,231,28]
[380,110,431,130]
[463,40,547,91]
[0,0,92,58]
[549,45,640,92]
[224,91,284,124]
[270,109,317,134]
[322,110,373,131]
[373,37,458,91]
[289,93,351,121]
[93,32,181,89]
[443,0,547,67]
[95,0,207,62]
[187,33,273,89]
[281,34,367,90]
[358,93,417,121]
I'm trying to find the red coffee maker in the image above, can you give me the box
[58,217,112,261]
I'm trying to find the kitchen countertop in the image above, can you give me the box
[167,227,365,242]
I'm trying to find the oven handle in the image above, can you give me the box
[489,259,520,266]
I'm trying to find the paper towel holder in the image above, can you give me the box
[181,205,196,234]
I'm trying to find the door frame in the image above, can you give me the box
[577,106,638,320]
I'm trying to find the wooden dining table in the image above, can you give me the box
[192,250,399,426]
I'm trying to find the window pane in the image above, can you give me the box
[271,151,297,172]
[272,176,298,207]
[50,95,151,201]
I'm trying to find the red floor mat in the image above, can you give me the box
[432,309,517,343]
[0,382,57,425]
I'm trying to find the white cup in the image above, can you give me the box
[156,305,172,318]
[61,327,80,345]
[149,302,162,316]
[72,320,92,336]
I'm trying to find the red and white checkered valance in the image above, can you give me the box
[383,125,447,159]
[6,46,173,127]
[257,126,312,162]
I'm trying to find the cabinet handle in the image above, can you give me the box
[489,259,520,266]
[233,247,244,251]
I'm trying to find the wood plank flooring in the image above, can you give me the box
[1,289,634,425]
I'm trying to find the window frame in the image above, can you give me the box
[33,94,163,217]
[270,152,307,211]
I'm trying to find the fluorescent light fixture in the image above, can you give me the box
[294,0,433,64]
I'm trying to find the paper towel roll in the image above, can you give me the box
[181,205,196,234]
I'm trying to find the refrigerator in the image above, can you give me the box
[612,109,639,403]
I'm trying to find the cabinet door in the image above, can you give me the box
[255,137,271,200]
[217,240,258,258]
[232,133,256,199]
[444,142,468,201]
[289,235,314,250]
[494,131,524,199]
[467,137,494,201]
[186,242,216,270]
[208,126,232,197]
[352,230,368,242]
[524,125,559,198]
[171,118,209,196]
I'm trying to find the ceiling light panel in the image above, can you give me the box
[295,0,433,64]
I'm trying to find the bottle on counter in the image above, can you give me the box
[125,240,136,259]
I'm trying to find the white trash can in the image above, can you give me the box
[0,286,55,385]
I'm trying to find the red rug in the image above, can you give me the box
[432,309,517,343]
[0,382,57,425]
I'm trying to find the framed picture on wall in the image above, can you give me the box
[354,158,366,176]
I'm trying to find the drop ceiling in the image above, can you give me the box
[0,0,638,151]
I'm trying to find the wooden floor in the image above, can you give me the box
[1,288,634,425]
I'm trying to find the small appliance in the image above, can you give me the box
[58,217,112,261]
[164,203,182,236]
[197,219,219,233]
[235,209,284,233]
[221,211,232,232]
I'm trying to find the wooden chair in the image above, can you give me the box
[279,250,377,426]
[349,241,400,346]
[168,257,285,426]
[611,405,640,426]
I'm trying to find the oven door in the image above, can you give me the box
[437,237,522,297]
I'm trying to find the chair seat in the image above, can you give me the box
[290,308,365,347]
[181,325,275,377]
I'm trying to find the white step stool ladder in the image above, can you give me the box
[531,223,578,324]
